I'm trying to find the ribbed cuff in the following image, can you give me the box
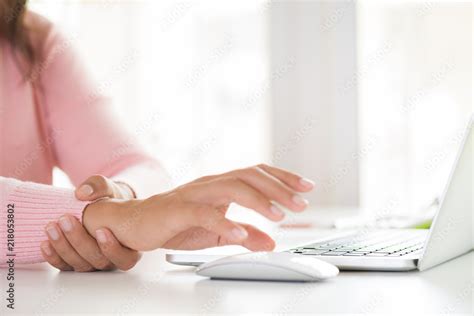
[0,180,88,264]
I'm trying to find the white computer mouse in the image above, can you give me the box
[195,252,339,282]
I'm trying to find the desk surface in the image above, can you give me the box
[2,229,473,315]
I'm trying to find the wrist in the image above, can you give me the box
[82,198,124,235]
[82,198,144,248]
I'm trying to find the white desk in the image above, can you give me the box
[2,229,473,315]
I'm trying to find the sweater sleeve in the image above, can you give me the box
[0,177,88,265]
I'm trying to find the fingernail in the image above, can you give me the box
[232,227,248,240]
[59,216,73,232]
[292,195,309,207]
[264,240,275,251]
[41,243,52,256]
[78,184,94,196]
[270,205,284,217]
[46,225,59,241]
[299,177,315,189]
[95,229,108,244]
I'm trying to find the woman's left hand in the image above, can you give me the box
[40,175,141,272]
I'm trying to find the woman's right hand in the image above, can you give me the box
[82,164,315,252]
[41,175,141,272]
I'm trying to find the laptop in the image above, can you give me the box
[167,116,473,271]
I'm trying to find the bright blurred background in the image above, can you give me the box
[30,0,472,223]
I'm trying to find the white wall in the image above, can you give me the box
[358,0,472,215]
[269,0,359,207]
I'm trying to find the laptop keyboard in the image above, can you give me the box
[288,231,426,257]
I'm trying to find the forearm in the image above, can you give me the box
[0,177,88,265]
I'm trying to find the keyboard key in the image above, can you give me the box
[389,246,424,256]
[343,252,366,256]
[357,239,408,252]
[381,240,424,253]
[321,251,348,256]
[398,244,424,253]
[337,247,361,252]
[346,251,370,255]
[316,246,339,250]
[300,250,327,255]
[365,253,389,257]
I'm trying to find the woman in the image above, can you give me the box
[0,0,314,272]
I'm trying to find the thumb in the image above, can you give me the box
[197,210,249,244]
[75,175,114,201]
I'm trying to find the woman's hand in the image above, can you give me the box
[82,164,315,252]
[40,175,141,272]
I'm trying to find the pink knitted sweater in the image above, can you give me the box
[0,12,164,265]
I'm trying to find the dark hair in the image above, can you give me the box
[0,0,36,78]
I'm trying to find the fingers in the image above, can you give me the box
[190,205,273,249]
[40,241,73,271]
[94,228,141,271]
[190,164,314,216]
[220,222,276,252]
[45,222,95,272]
[256,164,315,192]
[164,221,275,252]
[44,216,140,272]
[189,177,284,221]
[182,203,248,244]
[228,166,309,213]
[57,215,114,270]
[75,174,115,201]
